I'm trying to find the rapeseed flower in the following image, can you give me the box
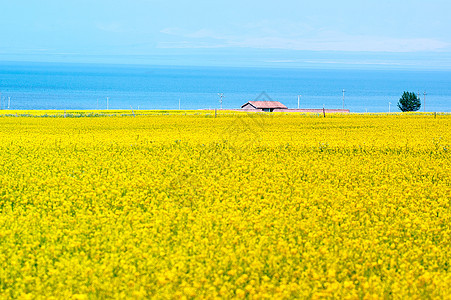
[0,112,449,298]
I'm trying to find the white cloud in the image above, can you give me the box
[230,35,449,52]
[159,27,184,35]
[158,24,450,52]
[96,22,127,33]
[157,41,226,49]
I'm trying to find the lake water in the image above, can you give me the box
[0,62,450,112]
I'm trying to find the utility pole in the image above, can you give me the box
[298,95,301,109]
[218,93,224,110]
[8,97,10,109]
[423,92,427,112]
[106,97,109,110]
[342,89,345,110]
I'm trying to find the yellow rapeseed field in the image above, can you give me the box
[0,112,450,299]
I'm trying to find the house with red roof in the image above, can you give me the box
[241,101,288,112]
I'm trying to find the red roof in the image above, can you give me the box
[241,101,287,109]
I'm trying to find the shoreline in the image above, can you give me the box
[0,109,449,118]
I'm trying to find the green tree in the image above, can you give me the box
[398,91,421,112]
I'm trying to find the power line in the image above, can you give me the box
[218,93,224,110]
[342,89,345,110]
[423,92,427,112]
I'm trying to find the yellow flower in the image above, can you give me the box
[0,112,449,298]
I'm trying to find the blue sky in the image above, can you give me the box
[1,0,451,69]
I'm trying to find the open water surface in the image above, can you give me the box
[0,62,450,112]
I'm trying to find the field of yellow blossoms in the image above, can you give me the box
[0,111,450,299]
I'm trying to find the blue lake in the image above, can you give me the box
[0,62,450,112]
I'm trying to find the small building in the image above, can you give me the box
[241,101,288,112]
